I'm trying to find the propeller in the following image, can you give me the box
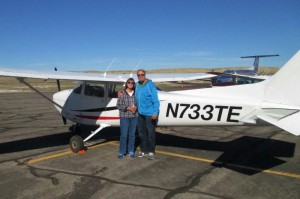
[54,67,66,124]
[54,67,61,91]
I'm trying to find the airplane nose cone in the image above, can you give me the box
[53,90,71,112]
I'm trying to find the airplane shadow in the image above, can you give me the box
[0,126,121,155]
[83,126,296,175]
[0,125,295,176]
[156,133,296,175]
[0,132,71,154]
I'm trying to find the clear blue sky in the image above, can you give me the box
[0,0,299,71]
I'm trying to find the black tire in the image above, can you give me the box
[70,135,84,153]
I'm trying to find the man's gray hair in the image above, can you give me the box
[137,69,146,75]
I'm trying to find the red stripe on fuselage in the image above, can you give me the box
[75,115,120,120]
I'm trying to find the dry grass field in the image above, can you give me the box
[106,66,279,75]
[0,67,279,92]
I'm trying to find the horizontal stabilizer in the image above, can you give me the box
[257,111,300,136]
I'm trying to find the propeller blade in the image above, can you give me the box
[54,67,61,91]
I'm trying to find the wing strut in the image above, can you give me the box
[17,78,65,111]
[83,123,111,142]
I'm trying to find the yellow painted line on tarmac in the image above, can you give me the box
[108,141,121,147]
[155,150,300,179]
[263,169,300,179]
[27,141,300,179]
[27,141,114,165]
[95,141,119,148]
[27,150,72,164]
[156,150,214,163]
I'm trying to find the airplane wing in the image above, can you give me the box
[146,73,216,82]
[0,68,216,83]
[207,71,269,81]
[227,73,270,80]
[0,68,125,83]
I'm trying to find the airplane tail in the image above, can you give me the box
[258,50,300,135]
[253,57,259,73]
[242,54,279,74]
[246,57,259,72]
[263,51,300,107]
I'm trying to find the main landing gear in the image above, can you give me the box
[70,135,84,153]
[69,123,111,153]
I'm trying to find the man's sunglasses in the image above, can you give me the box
[137,74,145,77]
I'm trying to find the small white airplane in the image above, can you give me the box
[210,54,279,86]
[226,54,279,75]
[0,51,299,153]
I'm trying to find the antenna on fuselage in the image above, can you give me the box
[130,59,143,78]
[103,58,116,77]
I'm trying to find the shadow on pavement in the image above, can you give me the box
[156,132,295,175]
[0,125,295,175]
[0,125,120,154]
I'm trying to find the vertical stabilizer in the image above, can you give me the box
[263,50,300,107]
[242,54,279,73]
[252,50,300,136]
[253,57,259,72]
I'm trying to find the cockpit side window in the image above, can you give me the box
[84,85,93,96]
[73,84,82,94]
[108,84,124,98]
[84,83,105,97]
[93,86,104,97]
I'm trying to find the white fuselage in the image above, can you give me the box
[53,83,263,128]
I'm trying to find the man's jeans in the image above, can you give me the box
[138,115,157,153]
[119,117,138,155]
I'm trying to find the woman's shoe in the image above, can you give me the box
[129,153,135,158]
[118,154,125,159]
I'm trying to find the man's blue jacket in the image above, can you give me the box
[135,79,160,117]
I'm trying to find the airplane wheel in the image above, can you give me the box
[70,135,84,153]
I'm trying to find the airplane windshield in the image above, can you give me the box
[73,84,82,94]
[84,83,105,97]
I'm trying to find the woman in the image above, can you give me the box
[116,78,138,158]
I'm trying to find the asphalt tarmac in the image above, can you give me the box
[0,92,299,199]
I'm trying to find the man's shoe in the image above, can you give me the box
[148,152,155,160]
[136,152,148,158]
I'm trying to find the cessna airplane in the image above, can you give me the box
[210,54,279,86]
[0,51,299,153]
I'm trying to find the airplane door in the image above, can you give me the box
[82,82,106,108]
[66,82,106,109]
[65,82,106,125]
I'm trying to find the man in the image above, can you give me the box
[135,69,160,160]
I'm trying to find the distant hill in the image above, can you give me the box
[85,66,279,76]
